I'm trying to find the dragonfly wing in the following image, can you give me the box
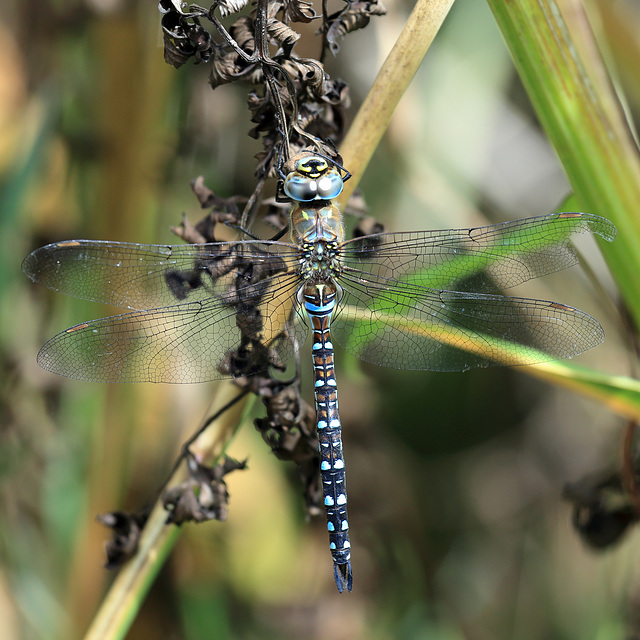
[36,273,306,383]
[332,273,604,372]
[339,213,616,292]
[22,239,299,310]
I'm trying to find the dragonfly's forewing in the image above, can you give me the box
[22,239,300,310]
[340,213,616,293]
[333,213,615,371]
[26,240,307,383]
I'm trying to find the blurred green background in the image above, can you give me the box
[1,0,638,638]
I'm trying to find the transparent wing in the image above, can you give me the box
[339,213,616,292]
[35,271,308,383]
[22,239,300,310]
[332,270,605,372]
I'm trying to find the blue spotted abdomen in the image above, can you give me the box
[302,280,352,593]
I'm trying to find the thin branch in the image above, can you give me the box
[337,0,456,204]
[83,383,252,640]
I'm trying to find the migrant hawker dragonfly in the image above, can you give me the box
[23,153,616,592]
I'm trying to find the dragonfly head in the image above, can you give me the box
[283,154,344,202]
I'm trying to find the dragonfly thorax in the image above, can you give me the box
[290,200,345,245]
[299,240,342,281]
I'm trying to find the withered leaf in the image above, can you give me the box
[252,378,322,518]
[564,472,640,549]
[326,0,387,54]
[158,0,187,14]
[281,58,325,99]
[163,455,247,525]
[267,18,300,55]
[282,0,318,23]
[322,77,349,106]
[161,11,212,68]
[354,215,385,238]
[209,51,249,88]
[97,510,149,569]
[217,0,250,18]
[230,16,257,54]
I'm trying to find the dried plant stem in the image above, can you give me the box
[338,0,456,204]
[83,382,249,640]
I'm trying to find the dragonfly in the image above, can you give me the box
[23,152,616,592]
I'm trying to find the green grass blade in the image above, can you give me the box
[527,361,640,420]
[487,0,640,329]
[340,304,640,419]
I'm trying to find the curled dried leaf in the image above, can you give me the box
[354,215,384,238]
[209,51,247,88]
[282,58,325,99]
[97,510,149,569]
[158,0,188,14]
[322,77,349,106]
[216,0,250,18]
[230,16,257,55]
[267,18,300,55]
[326,0,387,54]
[282,0,318,23]
[158,0,387,178]
[162,11,212,67]
[163,455,247,525]
[251,377,322,517]
[564,472,640,549]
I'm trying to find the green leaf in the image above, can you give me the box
[487,0,640,330]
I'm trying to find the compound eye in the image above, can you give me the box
[283,174,317,201]
[316,171,344,199]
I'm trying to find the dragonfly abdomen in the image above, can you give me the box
[302,280,352,593]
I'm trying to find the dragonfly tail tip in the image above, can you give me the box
[334,561,353,593]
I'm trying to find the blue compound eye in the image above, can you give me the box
[316,171,344,199]
[284,174,318,201]
[284,168,344,202]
